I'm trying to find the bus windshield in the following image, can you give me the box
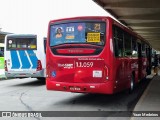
[50,22,106,46]
[7,37,37,50]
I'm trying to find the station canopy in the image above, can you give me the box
[93,0,160,51]
[0,31,11,43]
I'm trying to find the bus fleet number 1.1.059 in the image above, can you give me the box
[75,62,93,68]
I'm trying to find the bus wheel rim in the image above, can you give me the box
[130,75,134,91]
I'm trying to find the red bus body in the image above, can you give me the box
[46,16,151,94]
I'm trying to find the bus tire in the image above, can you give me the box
[146,66,151,75]
[37,77,45,81]
[129,74,135,94]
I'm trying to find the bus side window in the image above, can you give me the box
[113,26,124,57]
[113,26,118,57]
[117,28,124,57]
[146,45,151,59]
[124,32,132,56]
[132,37,138,57]
[142,43,146,57]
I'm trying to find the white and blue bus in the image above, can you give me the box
[4,34,46,80]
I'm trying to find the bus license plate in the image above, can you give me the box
[70,87,81,91]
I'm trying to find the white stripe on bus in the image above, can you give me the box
[16,50,22,69]
[25,50,33,69]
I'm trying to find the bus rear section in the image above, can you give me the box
[4,34,45,79]
[46,17,115,94]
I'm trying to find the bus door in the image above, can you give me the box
[123,33,132,85]
[145,47,152,75]
[43,37,46,54]
[138,42,143,80]
[113,25,126,90]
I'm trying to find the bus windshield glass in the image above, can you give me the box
[7,37,37,50]
[50,22,106,46]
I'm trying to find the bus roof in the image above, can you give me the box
[6,34,37,38]
[49,16,110,23]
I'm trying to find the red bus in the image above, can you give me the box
[46,16,152,94]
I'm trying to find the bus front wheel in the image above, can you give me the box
[129,74,135,94]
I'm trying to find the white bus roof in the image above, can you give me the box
[6,34,37,38]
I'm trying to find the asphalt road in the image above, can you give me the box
[0,78,151,120]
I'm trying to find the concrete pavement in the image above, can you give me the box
[131,69,160,120]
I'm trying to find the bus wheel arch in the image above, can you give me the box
[37,77,45,81]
